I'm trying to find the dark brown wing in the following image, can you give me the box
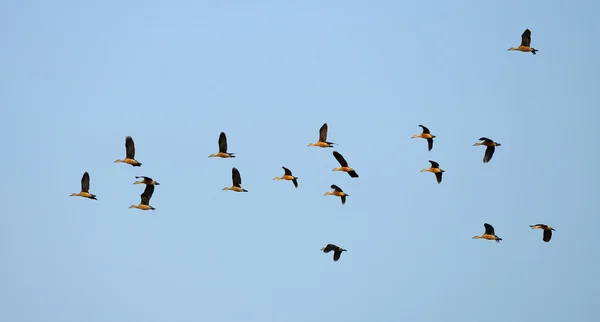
[543,229,552,242]
[333,151,349,167]
[125,136,136,159]
[483,146,496,163]
[428,160,440,168]
[331,184,343,192]
[136,176,152,180]
[418,124,430,134]
[140,184,155,205]
[348,170,359,178]
[435,172,442,184]
[530,224,548,229]
[319,123,328,142]
[292,178,298,188]
[341,195,346,205]
[218,132,228,153]
[427,138,433,151]
[232,167,242,187]
[484,223,495,235]
[282,166,292,176]
[81,172,90,193]
[333,250,342,261]
[322,244,337,253]
[521,29,531,47]
[479,137,493,143]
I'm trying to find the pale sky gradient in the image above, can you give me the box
[1,1,599,322]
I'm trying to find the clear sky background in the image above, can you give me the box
[1,1,599,321]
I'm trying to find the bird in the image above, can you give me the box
[320,244,347,261]
[530,224,555,242]
[473,223,502,243]
[332,151,359,178]
[133,176,160,186]
[114,136,142,167]
[223,167,248,192]
[308,123,336,148]
[70,172,97,200]
[473,137,501,163]
[209,132,236,158]
[273,166,298,188]
[508,29,538,55]
[412,125,436,151]
[129,185,156,211]
[421,160,445,184]
[324,184,349,205]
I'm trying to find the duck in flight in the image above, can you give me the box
[209,132,236,158]
[129,185,156,211]
[332,151,359,178]
[320,244,347,261]
[273,166,298,188]
[70,172,97,200]
[421,160,444,184]
[472,223,502,243]
[473,137,501,163]
[308,123,337,148]
[133,176,160,186]
[530,224,556,242]
[223,167,248,192]
[412,125,436,151]
[508,29,538,55]
[324,184,349,205]
[114,136,142,167]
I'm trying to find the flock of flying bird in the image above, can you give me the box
[69,29,554,262]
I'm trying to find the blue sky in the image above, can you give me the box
[1,1,599,321]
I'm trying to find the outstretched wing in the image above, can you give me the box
[322,244,337,253]
[319,123,328,142]
[427,138,433,151]
[232,167,242,187]
[333,151,349,167]
[136,176,151,180]
[125,136,136,159]
[479,137,492,143]
[341,195,347,205]
[348,170,359,178]
[282,166,292,176]
[333,250,342,261]
[428,160,440,168]
[331,184,343,192]
[435,172,443,184]
[218,132,228,153]
[543,229,552,242]
[141,184,155,205]
[484,223,495,235]
[81,172,90,192]
[483,146,496,163]
[292,178,298,188]
[521,29,531,47]
[418,124,431,134]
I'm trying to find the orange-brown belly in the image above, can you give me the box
[518,46,531,52]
